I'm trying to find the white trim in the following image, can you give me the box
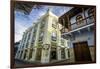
[62,23,94,35]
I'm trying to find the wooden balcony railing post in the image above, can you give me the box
[67,15,71,31]
[93,8,96,24]
[62,18,65,33]
[82,8,88,24]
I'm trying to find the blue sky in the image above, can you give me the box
[15,5,72,42]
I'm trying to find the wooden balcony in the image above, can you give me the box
[61,15,95,33]
[70,15,95,30]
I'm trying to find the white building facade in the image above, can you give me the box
[59,7,95,62]
[15,9,69,63]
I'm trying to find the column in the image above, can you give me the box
[57,46,62,60]
[20,32,26,50]
[41,45,51,63]
[30,48,37,61]
[65,48,69,59]
[30,23,41,61]
[42,16,51,45]
[25,32,30,60]
[21,32,29,60]
[34,23,40,47]
[28,28,34,48]
[21,50,25,60]
[64,39,69,59]
[57,27,62,60]
[26,28,34,60]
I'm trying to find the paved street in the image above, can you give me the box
[15,59,40,67]
[15,59,71,68]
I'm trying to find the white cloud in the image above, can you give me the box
[15,21,28,42]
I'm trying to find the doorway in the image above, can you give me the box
[50,48,57,61]
[73,41,92,61]
[23,50,27,59]
[36,48,42,61]
[61,48,65,59]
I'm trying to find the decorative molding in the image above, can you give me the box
[42,44,50,50]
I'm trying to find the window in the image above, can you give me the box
[51,32,57,41]
[76,15,83,25]
[88,8,94,19]
[39,32,44,41]
[61,39,64,46]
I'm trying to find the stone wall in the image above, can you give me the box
[89,46,95,61]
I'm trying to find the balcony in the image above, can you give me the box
[61,15,95,33]
[71,15,95,30]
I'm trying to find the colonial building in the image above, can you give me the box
[15,6,96,64]
[59,7,95,62]
[15,9,69,63]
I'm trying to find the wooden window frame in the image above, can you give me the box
[76,15,83,25]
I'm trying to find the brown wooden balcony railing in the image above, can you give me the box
[70,15,95,30]
[61,15,95,33]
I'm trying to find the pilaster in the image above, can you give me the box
[25,28,34,60]
[41,44,51,63]
[65,48,69,59]
[15,50,19,59]
[34,23,41,47]
[30,48,37,61]
[57,46,62,60]
[21,50,25,60]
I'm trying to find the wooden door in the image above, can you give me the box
[73,41,92,61]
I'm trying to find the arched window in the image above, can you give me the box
[51,32,57,41]
[76,15,83,25]
[88,8,94,19]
